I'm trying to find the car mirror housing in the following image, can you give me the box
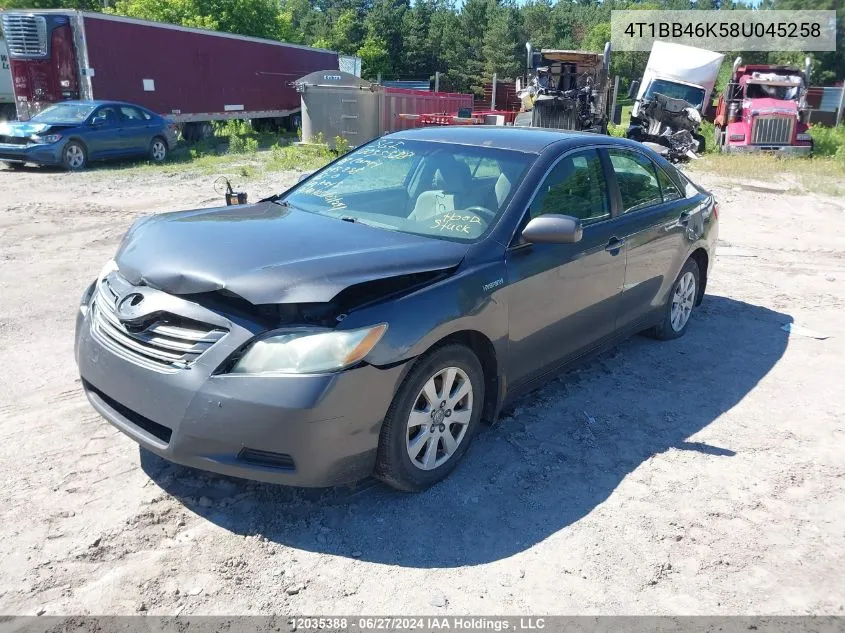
[522,214,583,245]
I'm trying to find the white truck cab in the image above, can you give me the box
[631,42,724,119]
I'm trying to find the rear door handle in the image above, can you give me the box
[605,237,624,253]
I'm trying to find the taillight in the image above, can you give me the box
[712,200,719,220]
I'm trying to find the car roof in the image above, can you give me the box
[388,125,645,154]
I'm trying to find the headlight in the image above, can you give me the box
[230,324,387,375]
[30,134,63,144]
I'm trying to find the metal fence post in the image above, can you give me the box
[491,73,497,111]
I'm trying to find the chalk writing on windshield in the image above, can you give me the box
[356,139,414,161]
[431,212,483,235]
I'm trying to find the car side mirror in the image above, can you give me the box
[627,79,640,100]
[297,170,314,183]
[90,119,105,127]
[521,214,583,245]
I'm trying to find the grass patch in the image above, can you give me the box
[99,124,336,179]
[688,151,845,197]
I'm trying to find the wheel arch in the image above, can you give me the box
[688,247,709,305]
[397,329,501,426]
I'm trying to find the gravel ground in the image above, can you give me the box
[0,159,843,616]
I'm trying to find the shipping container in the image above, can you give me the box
[0,10,341,135]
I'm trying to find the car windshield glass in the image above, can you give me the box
[282,138,533,242]
[645,80,705,109]
[31,103,97,124]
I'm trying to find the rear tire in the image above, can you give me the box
[375,344,484,492]
[651,258,701,341]
[286,113,302,133]
[62,141,87,171]
[149,136,168,163]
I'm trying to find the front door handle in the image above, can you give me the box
[605,237,624,254]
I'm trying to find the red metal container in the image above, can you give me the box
[382,87,473,132]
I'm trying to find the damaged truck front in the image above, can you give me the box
[515,42,616,134]
[626,42,724,162]
[713,57,813,155]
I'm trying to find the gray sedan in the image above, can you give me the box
[75,127,718,491]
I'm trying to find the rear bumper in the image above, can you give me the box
[0,142,63,165]
[75,302,407,487]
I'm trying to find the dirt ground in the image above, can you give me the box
[0,158,843,617]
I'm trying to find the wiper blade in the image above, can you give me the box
[268,198,302,211]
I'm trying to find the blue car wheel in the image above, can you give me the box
[62,141,88,171]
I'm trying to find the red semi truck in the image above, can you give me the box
[713,57,814,155]
[0,10,341,138]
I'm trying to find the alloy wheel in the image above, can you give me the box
[670,271,696,332]
[151,140,166,161]
[406,366,473,471]
[66,145,85,169]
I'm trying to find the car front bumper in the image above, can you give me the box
[74,296,407,487]
[0,141,64,165]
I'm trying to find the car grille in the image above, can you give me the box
[0,136,29,146]
[90,276,228,373]
[751,116,794,146]
[1,14,48,57]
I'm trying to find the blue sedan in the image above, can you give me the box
[0,100,178,170]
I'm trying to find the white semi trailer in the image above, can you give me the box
[0,35,15,120]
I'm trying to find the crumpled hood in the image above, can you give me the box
[747,98,799,118]
[0,121,72,138]
[116,202,469,305]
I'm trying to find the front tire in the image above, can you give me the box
[651,258,700,340]
[62,141,87,171]
[375,344,484,491]
[149,136,168,163]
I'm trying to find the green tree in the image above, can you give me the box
[482,2,522,82]
[357,35,389,79]
[109,0,282,39]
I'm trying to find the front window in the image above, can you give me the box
[644,80,705,109]
[745,82,799,101]
[281,138,533,242]
[530,149,610,224]
[31,102,96,124]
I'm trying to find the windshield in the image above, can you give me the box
[283,138,533,242]
[31,103,96,124]
[745,83,799,100]
[644,80,705,109]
